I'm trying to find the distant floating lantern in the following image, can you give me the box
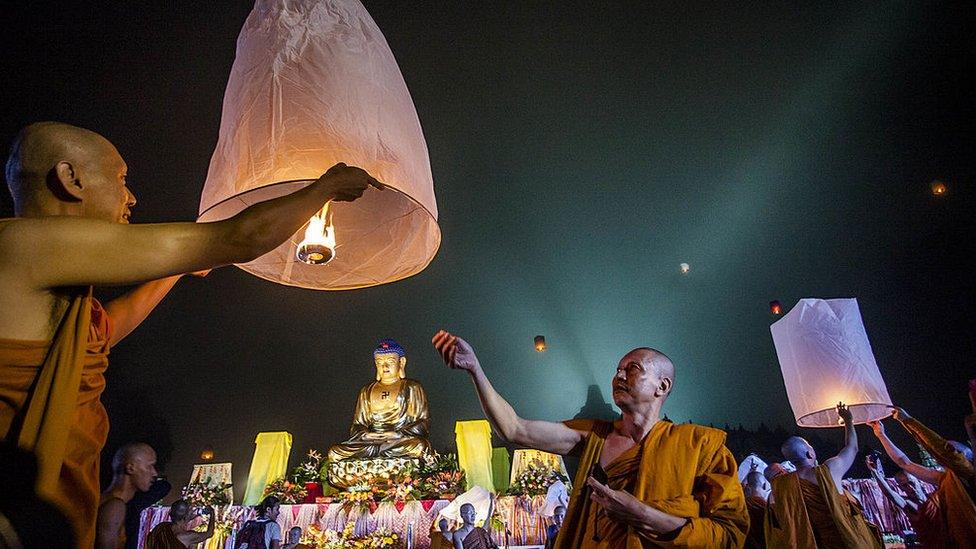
[930,180,948,196]
[679,263,690,275]
[200,447,215,461]
[770,298,893,427]
[198,0,440,290]
[769,300,782,315]
[534,335,547,352]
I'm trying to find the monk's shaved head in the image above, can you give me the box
[632,347,675,387]
[949,440,973,462]
[612,347,676,412]
[6,123,109,208]
[111,442,155,474]
[781,436,815,463]
[169,499,191,522]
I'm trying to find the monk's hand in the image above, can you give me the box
[867,420,885,437]
[318,162,382,202]
[836,402,853,425]
[864,453,882,475]
[432,330,481,374]
[586,477,653,526]
[889,405,911,422]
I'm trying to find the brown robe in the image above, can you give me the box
[901,417,976,547]
[0,290,111,549]
[744,495,767,549]
[764,464,882,549]
[554,419,748,548]
[429,532,453,549]
[145,522,186,549]
[458,527,497,549]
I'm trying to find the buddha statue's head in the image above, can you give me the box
[374,339,407,384]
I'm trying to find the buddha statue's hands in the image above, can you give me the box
[432,330,481,374]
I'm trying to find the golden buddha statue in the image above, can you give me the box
[327,339,433,462]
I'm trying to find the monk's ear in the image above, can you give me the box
[51,161,84,201]
[657,376,672,397]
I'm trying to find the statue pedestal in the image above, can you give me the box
[326,457,419,489]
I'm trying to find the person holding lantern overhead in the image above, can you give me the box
[0,121,379,548]
[870,406,976,547]
[763,403,882,549]
[431,330,748,548]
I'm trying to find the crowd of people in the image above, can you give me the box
[0,121,974,549]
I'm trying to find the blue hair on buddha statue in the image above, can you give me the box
[374,338,405,357]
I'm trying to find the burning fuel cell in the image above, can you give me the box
[297,203,337,265]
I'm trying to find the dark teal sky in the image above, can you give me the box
[2,1,972,494]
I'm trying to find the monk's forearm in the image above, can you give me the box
[870,470,907,510]
[902,417,974,477]
[104,274,183,346]
[469,366,524,443]
[876,432,912,466]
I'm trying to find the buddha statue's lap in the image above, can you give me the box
[327,339,434,487]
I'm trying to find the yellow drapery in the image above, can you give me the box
[242,431,293,505]
[455,420,493,491]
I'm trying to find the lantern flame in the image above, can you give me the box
[297,203,336,265]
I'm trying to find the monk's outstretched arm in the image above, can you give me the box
[104,274,184,346]
[895,408,975,480]
[826,403,858,481]
[0,163,378,289]
[432,330,586,455]
[866,454,916,513]
[187,507,216,544]
[868,420,943,486]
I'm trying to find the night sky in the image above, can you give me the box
[2,1,973,496]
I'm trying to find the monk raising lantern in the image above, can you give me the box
[0,122,378,548]
[764,403,883,549]
[328,339,433,461]
[432,330,748,548]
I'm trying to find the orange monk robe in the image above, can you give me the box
[744,496,767,549]
[145,522,184,549]
[0,290,112,549]
[554,420,748,549]
[901,417,976,547]
[764,464,882,549]
[459,527,497,549]
[429,532,453,549]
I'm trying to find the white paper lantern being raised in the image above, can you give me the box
[198,0,439,290]
[770,298,892,427]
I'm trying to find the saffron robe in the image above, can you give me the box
[145,522,185,549]
[901,417,976,547]
[554,420,748,548]
[764,464,882,549]
[744,496,767,549]
[0,289,111,549]
[429,532,453,549]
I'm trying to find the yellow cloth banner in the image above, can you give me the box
[455,420,493,491]
[242,431,293,505]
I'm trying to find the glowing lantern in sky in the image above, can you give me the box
[200,447,215,461]
[769,300,782,315]
[679,263,690,275]
[930,180,947,196]
[534,335,547,352]
[198,0,440,289]
[770,298,892,427]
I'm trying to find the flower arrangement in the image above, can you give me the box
[306,523,400,548]
[181,476,232,507]
[372,471,423,503]
[291,449,325,485]
[335,483,373,506]
[507,459,566,497]
[416,453,466,497]
[262,477,307,504]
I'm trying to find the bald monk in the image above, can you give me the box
[452,503,497,549]
[430,517,454,549]
[96,443,157,548]
[873,406,976,547]
[0,121,378,547]
[144,499,214,548]
[743,465,769,549]
[864,451,943,547]
[432,330,748,548]
[764,404,882,549]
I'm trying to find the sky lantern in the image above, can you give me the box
[770,298,892,427]
[769,300,782,315]
[930,180,948,196]
[198,0,440,290]
[679,262,691,275]
[200,447,215,461]
[534,335,547,352]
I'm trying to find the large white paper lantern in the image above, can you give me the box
[198,0,439,290]
[770,298,892,427]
